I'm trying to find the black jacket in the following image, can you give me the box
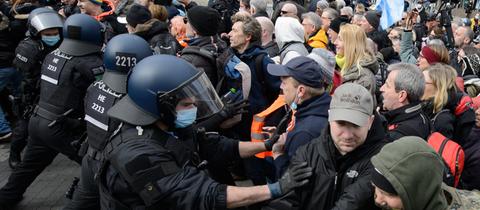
[263,40,279,58]
[287,116,386,210]
[366,29,391,51]
[461,126,480,190]
[101,124,240,209]
[181,35,227,86]
[274,93,331,178]
[384,103,430,142]
[134,19,181,55]
[423,91,476,146]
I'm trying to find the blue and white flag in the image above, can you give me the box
[375,0,404,30]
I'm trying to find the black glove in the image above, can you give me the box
[268,162,313,198]
[264,134,279,151]
[219,99,249,119]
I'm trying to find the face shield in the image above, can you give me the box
[157,71,223,120]
[30,12,63,35]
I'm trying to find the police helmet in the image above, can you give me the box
[108,55,224,126]
[103,34,153,94]
[27,7,63,37]
[58,14,103,56]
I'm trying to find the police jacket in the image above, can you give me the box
[287,117,386,210]
[384,103,430,142]
[38,48,104,118]
[274,93,331,178]
[84,80,124,151]
[13,37,57,105]
[100,124,241,210]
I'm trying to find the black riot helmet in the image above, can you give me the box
[27,7,63,37]
[102,34,153,94]
[108,55,224,127]
[58,14,103,56]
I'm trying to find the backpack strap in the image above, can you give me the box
[181,46,217,66]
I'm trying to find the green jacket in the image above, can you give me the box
[400,31,419,64]
[371,137,480,210]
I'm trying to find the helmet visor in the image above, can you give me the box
[160,72,223,120]
[30,13,63,34]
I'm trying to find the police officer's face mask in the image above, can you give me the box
[174,107,198,128]
[42,35,61,46]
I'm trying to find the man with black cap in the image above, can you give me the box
[180,5,227,87]
[266,56,331,178]
[326,15,349,53]
[77,0,127,42]
[281,83,386,210]
[360,10,390,51]
[125,4,181,55]
[0,14,104,208]
[371,136,480,210]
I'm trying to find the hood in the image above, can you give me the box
[342,55,379,79]
[274,17,305,49]
[135,19,169,41]
[371,137,448,210]
[296,93,330,119]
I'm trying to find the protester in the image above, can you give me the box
[274,16,308,64]
[250,0,268,18]
[77,0,127,41]
[302,12,327,50]
[256,16,279,57]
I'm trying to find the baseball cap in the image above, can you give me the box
[328,83,373,126]
[267,56,330,88]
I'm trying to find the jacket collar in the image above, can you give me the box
[384,103,423,124]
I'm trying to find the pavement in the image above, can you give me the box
[0,142,80,210]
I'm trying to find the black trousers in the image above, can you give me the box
[9,117,28,155]
[63,153,101,210]
[0,115,82,205]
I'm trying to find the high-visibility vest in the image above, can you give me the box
[251,95,286,158]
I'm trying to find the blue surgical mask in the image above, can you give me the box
[42,35,61,46]
[290,91,300,110]
[174,107,197,128]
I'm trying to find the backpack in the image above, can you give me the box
[209,0,238,34]
[427,132,465,187]
[150,33,181,56]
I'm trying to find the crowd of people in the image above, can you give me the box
[0,0,480,209]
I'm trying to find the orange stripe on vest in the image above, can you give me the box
[251,95,286,158]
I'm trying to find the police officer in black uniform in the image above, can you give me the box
[9,7,64,169]
[64,34,153,210]
[99,55,313,209]
[0,14,104,207]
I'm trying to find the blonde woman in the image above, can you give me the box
[422,64,475,144]
[334,24,378,95]
[416,42,450,70]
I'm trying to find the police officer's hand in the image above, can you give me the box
[219,99,249,119]
[269,162,313,198]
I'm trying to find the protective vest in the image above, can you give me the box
[38,49,103,118]
[84,80,124,150]
[251,95,286,158]
[99,126,198,210]
[13,38,45,105]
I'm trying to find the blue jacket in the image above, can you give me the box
[274,93,331,178]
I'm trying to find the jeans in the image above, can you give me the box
[0,66,20,134]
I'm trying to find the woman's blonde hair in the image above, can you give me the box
[425,63,457,113]
[339,24,374,74]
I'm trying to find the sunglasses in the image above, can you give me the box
[280,10,289,15]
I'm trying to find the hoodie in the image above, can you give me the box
[371,137,448,210]
[274,17,308,64]
[273,93,331,178]
[342,55,379,96]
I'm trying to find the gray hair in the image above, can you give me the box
[322,8,339,19]
[302,12,322,30]
[250,0,267,12]
[463,26,475,43]
[340,6,353,17]
[388,63,425,103]
[317,0,329,10]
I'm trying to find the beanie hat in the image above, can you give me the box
[329,16,350,34]
[88,0,102,5]
[307,48,335,83]
[421,46,441,64]
[186,6,220,36]
[365,10,380,30]
[126,4,152,28]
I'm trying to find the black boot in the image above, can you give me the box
[8,150,21,169]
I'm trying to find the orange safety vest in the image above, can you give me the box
[251,95,286,158]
